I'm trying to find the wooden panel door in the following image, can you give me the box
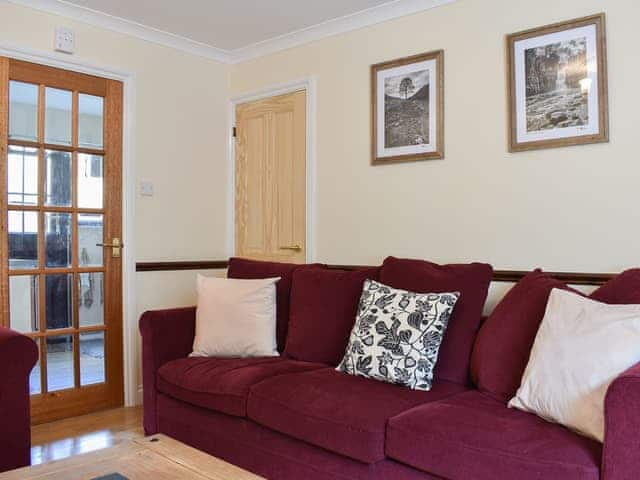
[0,58,124,424]
[235,90,306,263]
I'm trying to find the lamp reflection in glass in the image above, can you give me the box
[580,78,593,94]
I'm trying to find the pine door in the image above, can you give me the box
[235,90,306,263]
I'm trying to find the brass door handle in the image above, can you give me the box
[279,244,302,252]
[97,238,123,258]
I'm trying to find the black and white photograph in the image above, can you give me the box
[525,38,588,131]
[508,14,608,151]
[372,50,443,164]
[384,69,430,148]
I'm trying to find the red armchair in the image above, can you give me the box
[0,326,38,472]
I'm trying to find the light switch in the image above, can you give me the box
[140,181,154,197]
[54,27,75,54]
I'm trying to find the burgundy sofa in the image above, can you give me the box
[0,326,38,473]
[140,257,640,480]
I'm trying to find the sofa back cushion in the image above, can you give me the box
[285,267,380,365]
[590,268,640,304]
[471,268,640,403]
[227,257,324,352]
[379,256,493,385]
[470,270,577,402]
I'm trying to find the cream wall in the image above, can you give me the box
[230,0,640,273]
[0,2,230,400]
[3,0,639,403]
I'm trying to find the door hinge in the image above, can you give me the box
[232,127,237,138]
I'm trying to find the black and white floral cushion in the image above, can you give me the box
[337,279,460,391]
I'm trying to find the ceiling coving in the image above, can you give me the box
[8,0,455,63]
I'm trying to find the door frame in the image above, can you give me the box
[229,77,317,262]
[0,43,138,407]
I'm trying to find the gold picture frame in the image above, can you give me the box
[371,50,444,165]
[507,13,609,152]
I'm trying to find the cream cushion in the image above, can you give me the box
[191,274,280,358]
[509,288,640,442]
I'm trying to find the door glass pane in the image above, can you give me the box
[8,145,38,206]
[9,81,38,141]
[9,275,39,333]
[80,331,105,385]
[30,339,41,395]
[45,87,72,146]
[46,335,74,392]
[78,94,104,149]
[45,274,73,330]
[45,212,72,268]
[45,150,72,207]
[8,211,38,270]
[78,154,103,208]
[78,214,103,267]
[79,272,103,327]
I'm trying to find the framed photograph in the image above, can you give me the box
[507,14,608,152]
[371,50,444,165]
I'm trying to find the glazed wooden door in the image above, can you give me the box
[235,90,306,263]
[0,58,124,424]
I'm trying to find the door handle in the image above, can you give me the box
[96,238,123,258]
[279,244,302,252]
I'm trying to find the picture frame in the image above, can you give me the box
[371,50,444,165]
[507,13,608,152]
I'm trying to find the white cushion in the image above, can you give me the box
[509,288,640,441]
[191,275,280,358]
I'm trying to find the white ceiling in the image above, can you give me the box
[64,0,394,51]
[8,0,455,63]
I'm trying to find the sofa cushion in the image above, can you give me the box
[157,357,323,417]
[470,270,578,402]
[247,367,466,464]
[379,256,493,384]
[157,393,443,480]
[386,391,601,480]
[590,268,640,304]
[227,257,324,352]
[471,268,640,403]
[285,266,380,365]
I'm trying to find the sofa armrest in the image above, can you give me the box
[139,307,196,435]
[0,327,38,472]
[602,361,640,479]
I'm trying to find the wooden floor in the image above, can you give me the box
[30,406,144,466]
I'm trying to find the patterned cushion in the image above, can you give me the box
[337,279,459,391]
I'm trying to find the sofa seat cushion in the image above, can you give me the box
[386,391,602,480]
[247,367,466,464]
[157,357,323,417]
